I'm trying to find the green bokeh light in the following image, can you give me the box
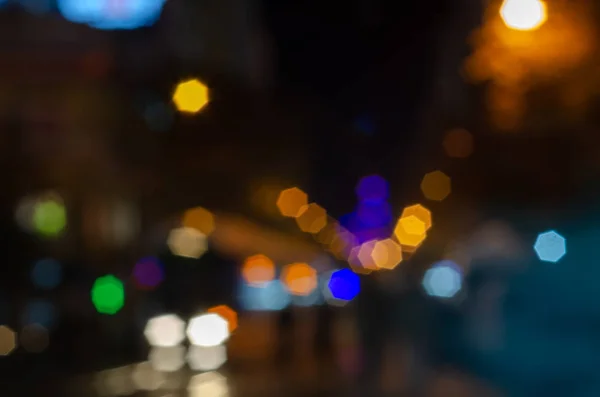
[33,199,66,237]
[91,275,125,315]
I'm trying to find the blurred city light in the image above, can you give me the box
[241,254,276,286]
[422,260,463,299]
[443,128,474,159]
[132,362,166,391]
[420,171,452,201]
[172,79,210,114]
[356,240,379,270]
[58,0,167,30]
[401,204,432,231]
[356,174,388,203]
[149,346,186,372]
[0,325,16,356]
[276,187,308,218]
[188,372,229,397]
[33,195,67,238]
[500,0,547,31]
[187,345,228,372]
[22,299,57,329]
[327,268,360,301]
[167,227,208,259]
[183,207,216,236]
[187,313,230,347]
[91,275,125,315]
[281,263,318,296]
[20,324,49,353]
[132,257,164,290]
[95,365,136,397]
[372,238,403,270]
[534,230,567,263]
[295,203,327,234]
[238,279,291,311]
[31,258,62,290]
[144,314,186,347]
[208,305,238,332]
[393,215,427,249]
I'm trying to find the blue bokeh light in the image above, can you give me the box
[31,259,63,290]
[239,280,291,311]
[327,268,360,301]
[22,299,58,329]
[356,174,388,203]
[422,260,463,299]
[58,0,167,30]
[534,230,567,263]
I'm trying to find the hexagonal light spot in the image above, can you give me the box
[187,345,227,371]
[91,275,125,315]
[327,268,360,301]
[187,313,230,347]
[534,230,566,263]
[276,187,308,218]
[183,207,215,236]
[295,203,327,234]
[372,238,403,270]
[393,215,427,249]
[401,204,432,231]
[281,263,318,296]
[207,305,238,332]
[0,325,17,356]
[420,170,451,201]
[241,254,275,286]
[149,346,186,372]
[144,314,186,347]
[422,260,463,299]
[173,79,209,114]
[167,227,208,259]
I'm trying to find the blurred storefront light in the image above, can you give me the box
[58,0,167,30]
[186,313,230,347]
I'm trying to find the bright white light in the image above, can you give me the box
[423,260,463,299]
[186,313,230,347]
[144,314,186,347]
[149,346,186,372]
[188,372,229,397]
[58,0,167,30]
[500,0,547,31]
[187,345,227,371]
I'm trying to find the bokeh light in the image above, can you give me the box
[183,207,216,236]
[500,0,547,31]
[91,275,125,315]
[238,280,291,311]
[208,305,238,332]
[281,263,318,296]
[422,260,463,299]
[241,254,276,286]
[401,204,432,231]
[32,195,67,238]
[58,0,167,30]
[188,372,229,397]
[149,346,186,372]
[144,314,186,347]
[132,257,164,290]
[187,345,228,372]
[327,268,360,301]
[0,325,16,356]
[167,227,208,259]
[421,171,452,201]
[132,362,166,391]
[393,215,427,249]
[534,230,567,263]
[276,187,308,218]
[186,313,230,347]
[443,128,474,159]
[371,238,403,270]
[31,258,62,290]
[295,203,328,234]
[173,79,210,114]
[356,240,379,270]
[356,174,388,203]
[22,299,57,329]
[20,324,49,353]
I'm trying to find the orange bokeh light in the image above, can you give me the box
[281,263,317,296]
[208,305,238,332]
[182,207,215,236]
[276,187,308,218]
[241,254,276,286]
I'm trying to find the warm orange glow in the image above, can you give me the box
[241,254,276,286]
[500,0,547,31]
[443,129,474,159]
[357,240,379,270]
[281,263,317,296]
[183,207,215,236]
[295,203,327,234]
[276,187,308,218]
[421,171,452,201]
[372,239,403,270]
[208,305,238,332]
[394,215,427,249]
[401,204,432,231]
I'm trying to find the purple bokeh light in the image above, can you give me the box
[133,257,164,289]
[356,174,388,203]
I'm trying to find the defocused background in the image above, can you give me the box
[1,0,600,396]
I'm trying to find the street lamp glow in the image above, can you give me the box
[500,0,547,31]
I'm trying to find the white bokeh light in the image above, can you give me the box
[149,346,186,372]
[144,314,186,347]
[187,345,228,371]
[186,313,230,347]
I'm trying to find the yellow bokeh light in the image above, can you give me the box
[281,263,317,296]
[241,254,275,286]
[173,79,209,114]
[394,215,427,249]
[500,0,547,31]
[276,187,308,218]
[421,171,451,201]
[295,203,327,234]
[443,128,474,159]
[182,207,215,236]
[372,239,403,270]
[167,227,208,259]
[401,204,432,231]
[0,325,17,356]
